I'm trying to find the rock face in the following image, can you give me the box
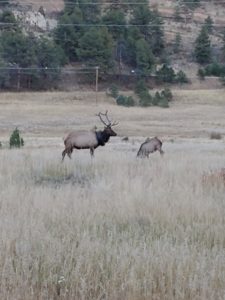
[13,10,57,32]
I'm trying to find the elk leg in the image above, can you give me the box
[90,148,94,157]
[62,147,72,161]
[62,149,67,162]
[156,145,164,156]
[67,147,73,159]
[160,149,164,156]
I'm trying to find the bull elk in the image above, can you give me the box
[137,136,164,158]
[62,111,118,161]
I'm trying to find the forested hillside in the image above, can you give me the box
[0,0,225,90]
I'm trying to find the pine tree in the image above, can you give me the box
[54,8,84,61]
[77,27,113,71]
[174,6,183,22]
[173,33,182,54]
[204,16,213,34]
[0,0,9,7]
[182,0,200,9]
[136,38,155,76]
[195,26,211,64]
[9,128,24,148]
[130,5,164,55]
[102,8,126,40]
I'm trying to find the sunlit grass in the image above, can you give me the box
[0,146,224,299]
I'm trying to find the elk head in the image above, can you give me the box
[97,110,118,136]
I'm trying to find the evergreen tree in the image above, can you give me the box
[156,64,176,83]
[102,8,126,40]
[204,16,213,34]
[173,33,182,54]
[54,8,84,61]
[0,58,9,88]
[0,0,9,7]
[130,5,164,55]
[136,38,155,76]
[9,128,24,148]
[65,0,101,24]
[0,10,18,31]
[182,0,200,9]
[34,38,66,88]
[124,27,142,66]
[0,31,37,67]
[174,6,183,22]
[77,27,113,71]
[195,26,211,64]
[150,9,165,55]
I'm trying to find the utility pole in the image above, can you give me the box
[95,66,99,105]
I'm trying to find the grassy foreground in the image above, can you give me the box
[0,147,224,299]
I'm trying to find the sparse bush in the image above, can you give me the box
[9,128,24,148]
[210,132,222,140]
[0,141,2,149]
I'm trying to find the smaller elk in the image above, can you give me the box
[62,111,118,161]
[137,136,164,158]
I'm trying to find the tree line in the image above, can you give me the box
[0,0,225,90]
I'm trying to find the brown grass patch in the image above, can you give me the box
[202,168,225,187]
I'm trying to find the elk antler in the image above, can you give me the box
[96,110,118,127]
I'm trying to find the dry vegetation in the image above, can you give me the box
[0,90,225,299]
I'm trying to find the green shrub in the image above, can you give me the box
[134,79,148,96]
[198,68,206,80]
[9,128,24,148]
[156,64,176,83]
[108,84,119,99]
[161,88,173,101]
[204,63,225,77]
[152,89,172,108]
[139,91,153,107]
[126,96,135,107]
[158,96,169,108]
[152,91,161,106]
[176,70,189,83]
[116,94,135,107]
[0,141,2,149]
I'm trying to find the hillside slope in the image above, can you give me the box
[4,0,225,88]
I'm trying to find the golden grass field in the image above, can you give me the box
[0,89,225,299]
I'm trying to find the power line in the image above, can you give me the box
[0,22,225,27]
[2,1,225,4]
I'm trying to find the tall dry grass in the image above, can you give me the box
[0,146,225,300]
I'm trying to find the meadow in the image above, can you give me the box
[0,90,225,299]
